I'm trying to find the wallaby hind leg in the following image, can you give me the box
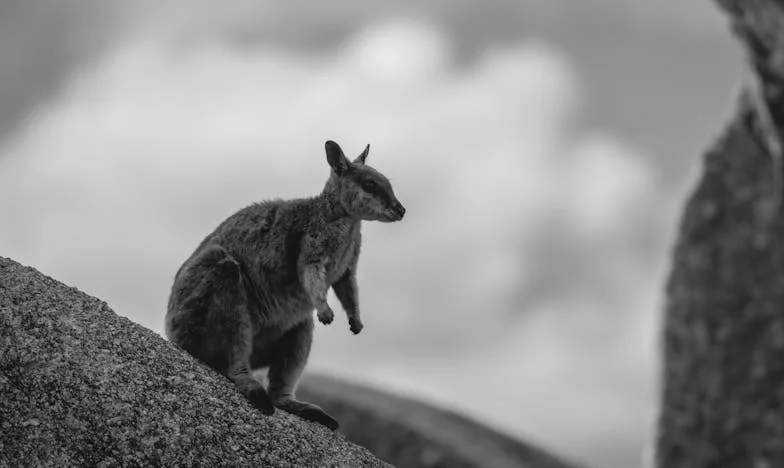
[169,244,274,415]
[267,318,338,430]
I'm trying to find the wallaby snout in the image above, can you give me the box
[385,201,406,222]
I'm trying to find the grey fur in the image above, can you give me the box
[165,141,405,430]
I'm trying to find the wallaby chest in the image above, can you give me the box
[323,220,361,285]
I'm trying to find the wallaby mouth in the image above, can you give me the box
[383,202,406,222]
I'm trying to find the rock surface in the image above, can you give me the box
[656,1,784,466]
[0,257,388,468]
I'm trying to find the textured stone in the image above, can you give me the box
[0,257,388,468]
[656,1,784,466]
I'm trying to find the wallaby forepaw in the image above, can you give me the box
[349,318,363,335]
[317,307,334,325]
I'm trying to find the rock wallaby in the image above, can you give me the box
[165,140,405,430]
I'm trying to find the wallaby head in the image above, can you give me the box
[323,140,406,222]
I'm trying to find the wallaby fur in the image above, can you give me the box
[165,140,405,430]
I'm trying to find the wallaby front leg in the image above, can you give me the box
[301,262,334,325]
[333,269,362,334]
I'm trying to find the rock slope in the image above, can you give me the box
[0,257,388,468]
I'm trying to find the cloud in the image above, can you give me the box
[0,16,670,467]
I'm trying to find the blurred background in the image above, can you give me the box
[0,1,745,467]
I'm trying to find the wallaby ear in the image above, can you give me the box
[353,144,370,164]
[325,140,350,175]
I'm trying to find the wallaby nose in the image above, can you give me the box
[395,203,406,219]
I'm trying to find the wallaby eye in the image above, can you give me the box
[358,180,377,193]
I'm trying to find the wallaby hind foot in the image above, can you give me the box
[275,397,339,430]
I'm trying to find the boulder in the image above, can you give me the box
[299,374,585,468]
[0,257,388,468]
[656,1,784,466]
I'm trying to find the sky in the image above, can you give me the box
[0,2,745,467]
